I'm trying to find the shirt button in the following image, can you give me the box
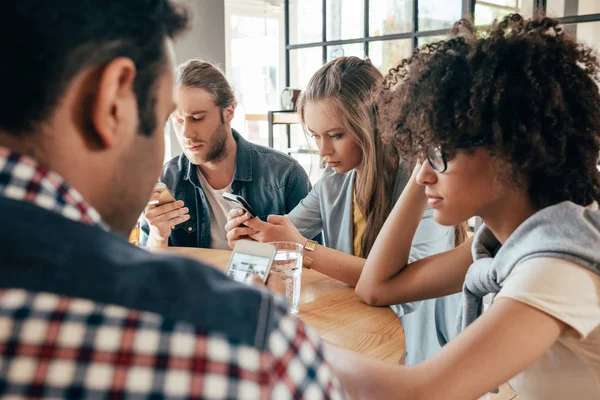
[188,227,192,232]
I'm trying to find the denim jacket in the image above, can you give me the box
[140,130,311,248]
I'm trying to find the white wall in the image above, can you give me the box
[167,0,226,159]
[175,0,226,66]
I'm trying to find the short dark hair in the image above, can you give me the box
[0,1,188,137]
[176,60,237,109]
[378,14,600,209]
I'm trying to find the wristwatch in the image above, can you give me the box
[302,239,318,269]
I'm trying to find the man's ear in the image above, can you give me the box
[91,57,137,148]
[222,104,235,124]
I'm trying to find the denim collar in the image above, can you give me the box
[182,129,253,184]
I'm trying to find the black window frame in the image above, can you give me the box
[284,0,600,86]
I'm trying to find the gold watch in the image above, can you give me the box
[302,239,318,269]
[304,239,317,252]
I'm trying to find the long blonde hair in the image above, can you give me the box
[297,57,399,257]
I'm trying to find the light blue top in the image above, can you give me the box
[287,165,461,364]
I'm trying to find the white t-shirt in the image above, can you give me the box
[494,257,600,399]
[197,168,234,250]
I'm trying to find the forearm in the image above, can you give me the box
[307,244,366,287]
[356,179,427,297]
[326,299,565,400]
[356,239,471,306]
[324,344,422,400]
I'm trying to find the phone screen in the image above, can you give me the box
[226,251,272,283]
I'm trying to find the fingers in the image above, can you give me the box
[244,217,267,230]
[225,212,253,232]
[227,227,257,248]
[145,200,185,219]
[266,214,287,225]
[228,227,257,240]
[227,208,246,221]
[169,214,191,228]
[152,207,190,224]
[248,232,262,242]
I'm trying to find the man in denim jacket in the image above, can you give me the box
[141,60,311,249]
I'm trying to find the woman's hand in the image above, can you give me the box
[225,209,306,247]
[245,215,306,245]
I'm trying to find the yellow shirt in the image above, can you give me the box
[353,189,366,257]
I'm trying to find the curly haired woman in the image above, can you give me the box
[327,14,600,400]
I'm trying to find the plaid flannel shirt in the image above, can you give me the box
[0,146,346,399]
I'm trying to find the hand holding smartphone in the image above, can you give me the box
[144,183,189,247]
[226,240,276,283]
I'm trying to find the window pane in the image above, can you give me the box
[289,0,322,44]
[327,43,365,62]
[417,35,447,46]
[326,0,364,40]
[230,15,280,114]
[474,0,534,25]
[369,0,413,36]
[547,0,600,18]
[480,0,518,6]
[418,0,461,31]
[565,21,600,52]
[289,47,323,89]
[369,39,413,73]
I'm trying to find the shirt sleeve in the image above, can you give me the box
[287,182,323,241]
[267,311,347,399]
[496,257,600,339]
[409,207,455,263]
[285,164,311,213]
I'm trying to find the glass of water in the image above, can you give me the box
[269,241,303,314]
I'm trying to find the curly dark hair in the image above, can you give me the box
[377,14,600,209]
[0,1,188,137]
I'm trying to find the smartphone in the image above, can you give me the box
[222,192,258,218]
[148,182,176,206]
[226,240,276,284]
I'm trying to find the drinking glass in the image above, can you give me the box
[269,242,303,314]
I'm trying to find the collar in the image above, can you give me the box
[0,146,109,231]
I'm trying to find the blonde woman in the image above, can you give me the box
[226,56,463,365]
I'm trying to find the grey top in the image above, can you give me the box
[458,201,600,332]
[287,165,455,316]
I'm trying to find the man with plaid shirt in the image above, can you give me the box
[0,2,345,399]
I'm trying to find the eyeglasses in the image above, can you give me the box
[426,137,491,173]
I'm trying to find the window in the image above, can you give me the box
[547,0,600,18]
[282,0,600,174]
[474,0,535,25]
[565,20,600,51]
[369,39,412,73]
[327,0,365,40]
[369,0,413,36]
[285,0,600,79]
[286,0,474,80]
[419,0,462,30]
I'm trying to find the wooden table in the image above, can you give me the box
[154,247,405,364]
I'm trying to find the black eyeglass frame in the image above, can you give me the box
[427,137,491,173]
